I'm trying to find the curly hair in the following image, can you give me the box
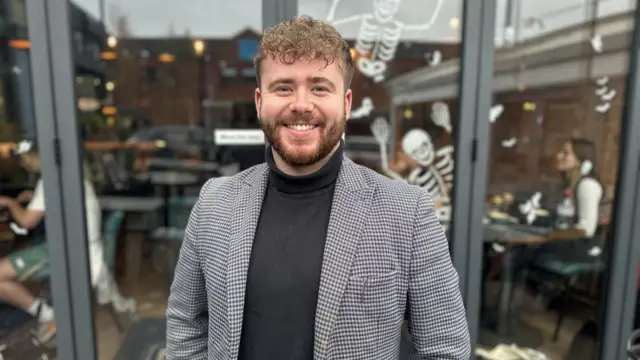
[254,15,354,89]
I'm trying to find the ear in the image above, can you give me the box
[254,88,261,119]
[344,88,353,121]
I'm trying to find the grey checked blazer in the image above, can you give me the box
[166,157,470,360]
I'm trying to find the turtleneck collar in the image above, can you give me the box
[266,141,344,194]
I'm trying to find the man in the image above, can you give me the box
[0,139,104,343]
[166,16,470,360]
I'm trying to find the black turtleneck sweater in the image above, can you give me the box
[237,143,344,360]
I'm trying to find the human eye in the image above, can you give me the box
[275,86,293,93]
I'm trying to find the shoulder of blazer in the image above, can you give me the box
[346,159,426,210]
[196,163,268,208]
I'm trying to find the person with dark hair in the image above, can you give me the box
[482,138,605,318]
[555,139,602,237]
[521,138,604,259]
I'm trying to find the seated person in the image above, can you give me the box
[514,138,603,265]
[482,138,603,312]
[0,139,109,343]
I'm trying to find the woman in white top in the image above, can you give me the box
[515,138,604,269]
[481,138,604,317]
[550,138,603,243]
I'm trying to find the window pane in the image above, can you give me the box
[475,1,635,358]
[66,0,262,358]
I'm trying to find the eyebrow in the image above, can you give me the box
[268,76,337,91]
[309,76,336,91]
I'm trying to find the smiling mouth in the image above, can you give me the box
[285,124,317,131]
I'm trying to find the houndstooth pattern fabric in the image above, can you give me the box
[166,157,470,360]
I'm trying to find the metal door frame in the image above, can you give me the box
[455,0,497,349]
[599,3,640,358]
[26,1,95,359]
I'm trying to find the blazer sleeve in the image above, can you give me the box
[166,179,214,360]
[408,190,471,359]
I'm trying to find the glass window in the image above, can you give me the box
[474,1,635,358]
[238,38,259,61]
[63,0,263,358]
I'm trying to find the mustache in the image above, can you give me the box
[276,113,319,125]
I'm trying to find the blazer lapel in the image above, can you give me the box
[227,164,268,359]
[314,159,374,359]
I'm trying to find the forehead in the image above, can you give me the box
[260,57,344,83]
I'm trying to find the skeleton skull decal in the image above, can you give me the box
[402,129,435,167]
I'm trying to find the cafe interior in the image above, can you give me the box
[1,0,640,359]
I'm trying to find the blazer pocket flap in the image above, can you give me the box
[350,270,399,303]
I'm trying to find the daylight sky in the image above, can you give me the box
[72,0,635,42]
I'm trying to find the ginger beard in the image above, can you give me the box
[260,107,346,167]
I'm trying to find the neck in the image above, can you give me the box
[272,142,341,177]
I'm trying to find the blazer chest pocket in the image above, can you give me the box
[349,270,399,321]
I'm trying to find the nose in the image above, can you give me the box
[289,91,314,113]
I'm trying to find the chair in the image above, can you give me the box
[99,152,129,191]
[97,150,153,196]
[531,232,607,342]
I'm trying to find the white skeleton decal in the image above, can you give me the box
[371,117,454,221]
[431,101,452,133]
[327,0,444,82]
[424,49,442,67]
[519,192,542,225]
[350,97,375,119]
[594,76,617,114]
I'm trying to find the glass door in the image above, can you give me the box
[29,0,266,358]
[473,1,637,358]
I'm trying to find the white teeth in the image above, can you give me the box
[287,124,316,131]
